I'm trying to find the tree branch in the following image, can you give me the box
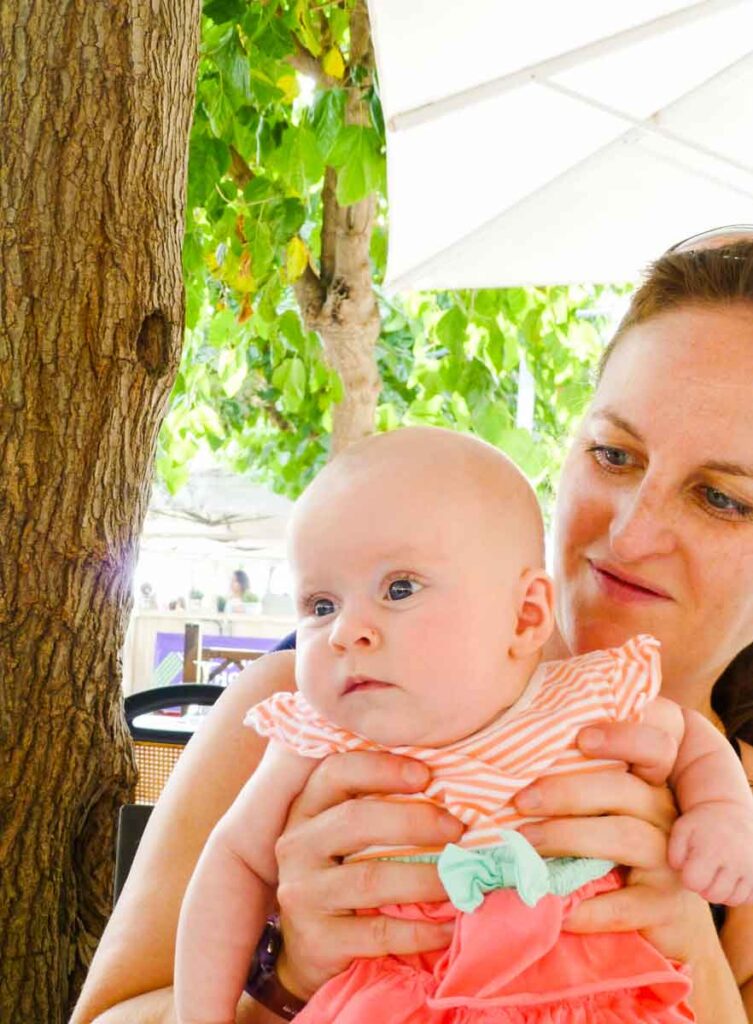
[286,40,339,89]
[320,166,338,287]
[292,264,326,332]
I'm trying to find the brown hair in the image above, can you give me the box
[598,240,753,747]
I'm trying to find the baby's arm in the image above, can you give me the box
[175,740,316,1024]
[645,699,753,906]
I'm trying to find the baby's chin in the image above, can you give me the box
[336,707,480,749]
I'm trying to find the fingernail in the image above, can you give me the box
[515,786,541,811]
[402,762,428,786]
[579,728,604,752]
[520,825,543,847]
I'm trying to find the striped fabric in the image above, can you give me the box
[246,635,661,861]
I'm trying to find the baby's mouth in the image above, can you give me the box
[342,675,395,695]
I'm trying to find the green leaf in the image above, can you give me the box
[201,77,236,138]
[271,356,307,411]
[312,89,346,161]
[268,126,325,196]
[249,222,274,280]
[218,347,247,397]
[504,288,531,318]
[204,0,246,25]
[277,310,306,350]
[435,307,468,360]
[471,399,512,446]
[214,38,251,107]
[207,308,238,348]
[243,176,277,204]
[329,126,383,206]
[497,428,550,480]
[292,0,323,57]
[187,134,229,206]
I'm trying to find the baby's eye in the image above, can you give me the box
[385,578,422,601]
[311,597,336,617]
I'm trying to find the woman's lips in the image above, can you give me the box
[342,676,394,695]
[588,560,673,604]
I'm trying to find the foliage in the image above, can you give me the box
[160,0,622,511]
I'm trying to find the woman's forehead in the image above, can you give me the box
[594,305,753,432]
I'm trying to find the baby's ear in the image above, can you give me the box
[509,568,555,660]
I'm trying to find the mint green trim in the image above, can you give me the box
[437,830,614,912]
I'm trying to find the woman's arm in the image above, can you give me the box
[71,652,297,1024]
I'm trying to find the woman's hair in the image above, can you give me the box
[599,239,753,378]
[597,239,753,747]
[232,569,250,594]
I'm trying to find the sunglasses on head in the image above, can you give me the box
[667,224,753,254]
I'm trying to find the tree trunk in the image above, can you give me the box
[293,1,381,456]
[0,3,199,1020]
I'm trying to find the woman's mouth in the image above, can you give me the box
[342,676,394,696]
[588,560,673,604]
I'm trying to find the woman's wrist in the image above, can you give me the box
[687,936,747,1024]
[244,917,308,1019]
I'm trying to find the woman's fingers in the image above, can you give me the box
[563,881,680,934]
[518,814,668,868]
[576,720,677,786]
[278,794,462,867]
[279,859,448,915]
[514,769,677,832]
[277,914,456,999]
[287,751,432,822]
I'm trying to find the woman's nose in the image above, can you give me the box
[328,611,381,652]
[608,485,678,562]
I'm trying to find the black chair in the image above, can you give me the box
[114,684,223,903]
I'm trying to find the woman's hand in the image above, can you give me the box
[274,750,463,999]
[513,718,718,965]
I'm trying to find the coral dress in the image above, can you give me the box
[246,635,693,1023]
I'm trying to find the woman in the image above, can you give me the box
[72,233,753,1023]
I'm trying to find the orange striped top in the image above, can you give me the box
[246,634,661,861]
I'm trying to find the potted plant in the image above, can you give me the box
[189,587,204,611]
[243,590,260,614]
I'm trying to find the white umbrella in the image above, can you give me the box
[368,0,753,288]
[142,467,293,554]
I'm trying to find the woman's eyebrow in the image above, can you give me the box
[702,459,753,479]
[592,408,753,479]
[591,408,644,441]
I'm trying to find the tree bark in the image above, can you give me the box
[293,0,381,457]
[0,3,199,1020]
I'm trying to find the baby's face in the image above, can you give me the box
[290,444,543,746]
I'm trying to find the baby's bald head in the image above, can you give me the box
[290,428,554,745]
[291,427,544,572]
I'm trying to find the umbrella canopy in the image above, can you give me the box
[368,0,753,288]
[142,467,293,555]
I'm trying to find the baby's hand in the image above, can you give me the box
[668,802,753,905]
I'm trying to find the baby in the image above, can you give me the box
[175,427,753,1024]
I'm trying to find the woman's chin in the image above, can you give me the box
[568,619,645,657]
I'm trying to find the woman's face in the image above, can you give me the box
[554,303,753,706]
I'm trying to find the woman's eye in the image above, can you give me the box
[588,444,633,469]
[700,486,752,518]
[386,578,421,601]
[311,597,336,617]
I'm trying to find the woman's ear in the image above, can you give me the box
[509,568,555,660]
